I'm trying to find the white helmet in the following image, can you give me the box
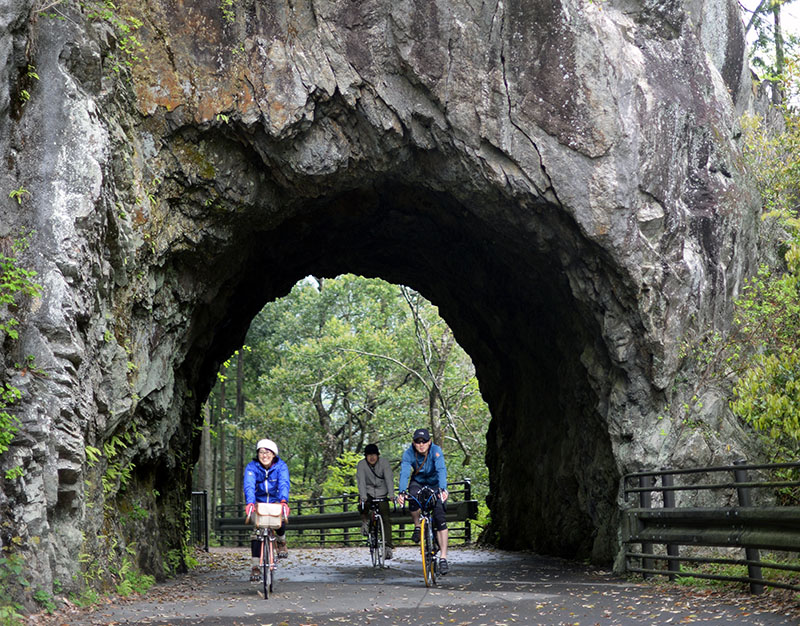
[255,438,279,456]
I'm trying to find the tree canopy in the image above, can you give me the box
[199,275,490,504]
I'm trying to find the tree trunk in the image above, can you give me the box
[200,402,212,537]
[234,351,245,509]
[218,377,227,507]
[312,385,338,496]
[210,395,218,515]
[773,4,785,105]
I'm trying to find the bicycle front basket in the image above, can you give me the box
[254,502,283,528]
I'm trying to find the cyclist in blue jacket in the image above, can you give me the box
[243,438,291,580]
[396,428,450,574]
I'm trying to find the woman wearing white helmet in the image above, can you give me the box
[243,438,291,580]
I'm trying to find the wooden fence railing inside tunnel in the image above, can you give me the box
[622,460,800,594]
[210,479,479,548]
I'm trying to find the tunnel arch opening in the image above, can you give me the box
[155,173,626,564]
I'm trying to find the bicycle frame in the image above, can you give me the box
[404,487,441,586]
[256,526,277,599]
[367,497,390,568]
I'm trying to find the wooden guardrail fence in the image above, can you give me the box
[213,479,479,547]
[622,460,800,593]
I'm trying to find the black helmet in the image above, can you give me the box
[364,443,379,456]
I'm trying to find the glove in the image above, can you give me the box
[281,500,290,520]
[245,503,256,517]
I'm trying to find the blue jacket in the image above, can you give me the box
[243,457,290,504]
[398,443,447,492]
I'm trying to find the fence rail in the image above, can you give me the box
[213,479,479,548]
[622,460,800,594]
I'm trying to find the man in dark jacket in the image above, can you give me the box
[396,428,450,574]
[356,443,395,559]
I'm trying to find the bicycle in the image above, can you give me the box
[404,486,441,587]
[365,497,391,568]
[247,502,284,599]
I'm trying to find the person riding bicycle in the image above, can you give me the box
[396,427,450,575]
[243,438,291,581]
[356,443,395,560]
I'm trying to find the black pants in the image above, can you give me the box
[408,481,447,530]
[360,497,394,548]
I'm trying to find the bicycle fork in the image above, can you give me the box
[260,532,277,571]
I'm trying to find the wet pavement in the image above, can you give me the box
[37,546,799,625]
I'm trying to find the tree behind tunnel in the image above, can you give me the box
[199,274,490,501]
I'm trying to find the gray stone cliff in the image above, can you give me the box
[0,0,767,603]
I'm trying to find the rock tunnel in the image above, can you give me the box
[0,0,765,595]
[176,173,624,563]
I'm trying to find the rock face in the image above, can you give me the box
[0,0,765,600]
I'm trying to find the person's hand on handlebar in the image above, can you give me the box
[281,500,290,520]
[440,489,449,503]
[396,492,406,507]
[245,502,256,522]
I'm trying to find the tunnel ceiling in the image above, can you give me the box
[0,0,767,599]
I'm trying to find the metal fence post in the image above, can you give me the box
[661,471,680,580]
[343,493,350,546]
[190,491,209,552]
[733,460,765,594]
[318,496,325,546]
[296,499,304,539]
[464,478,472,544]
[638,475,655,577]
[202,490,209,552]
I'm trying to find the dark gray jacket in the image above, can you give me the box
[356,456,394,500]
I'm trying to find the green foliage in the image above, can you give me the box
[741,111,800,216]
[729,248,800,462]
[0,240,42,461]
[4,466,23,481]
[0,549,26,624]
[221,274,491,499]
[730,107,800,465]
[320,451,361,498]
[674,551,800,591]
[83,0,144,74]
[469,501,491,538]
[0,383,22,456]
[114,558,155,597]
[163,549,183,576]
[220,0,235,23]
[32,589,56,613]
[7,188,29,205]
[69,588,100,608]
[0,605,24,626]
[0,244,41,339]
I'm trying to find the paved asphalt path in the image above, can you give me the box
[40,547,799,625]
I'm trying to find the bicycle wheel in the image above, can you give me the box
[369,519,379,567]
[420,517,436,586]
[267,531,275,594]
[261,535,270,599]
[374,514,385,568]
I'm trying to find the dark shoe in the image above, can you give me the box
[384,547,393,560]
[411,526,421,543]
[250,565,260,581]
[276,538,289,559]
[439,558,448,575]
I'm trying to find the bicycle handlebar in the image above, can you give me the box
[401,486,443,514]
